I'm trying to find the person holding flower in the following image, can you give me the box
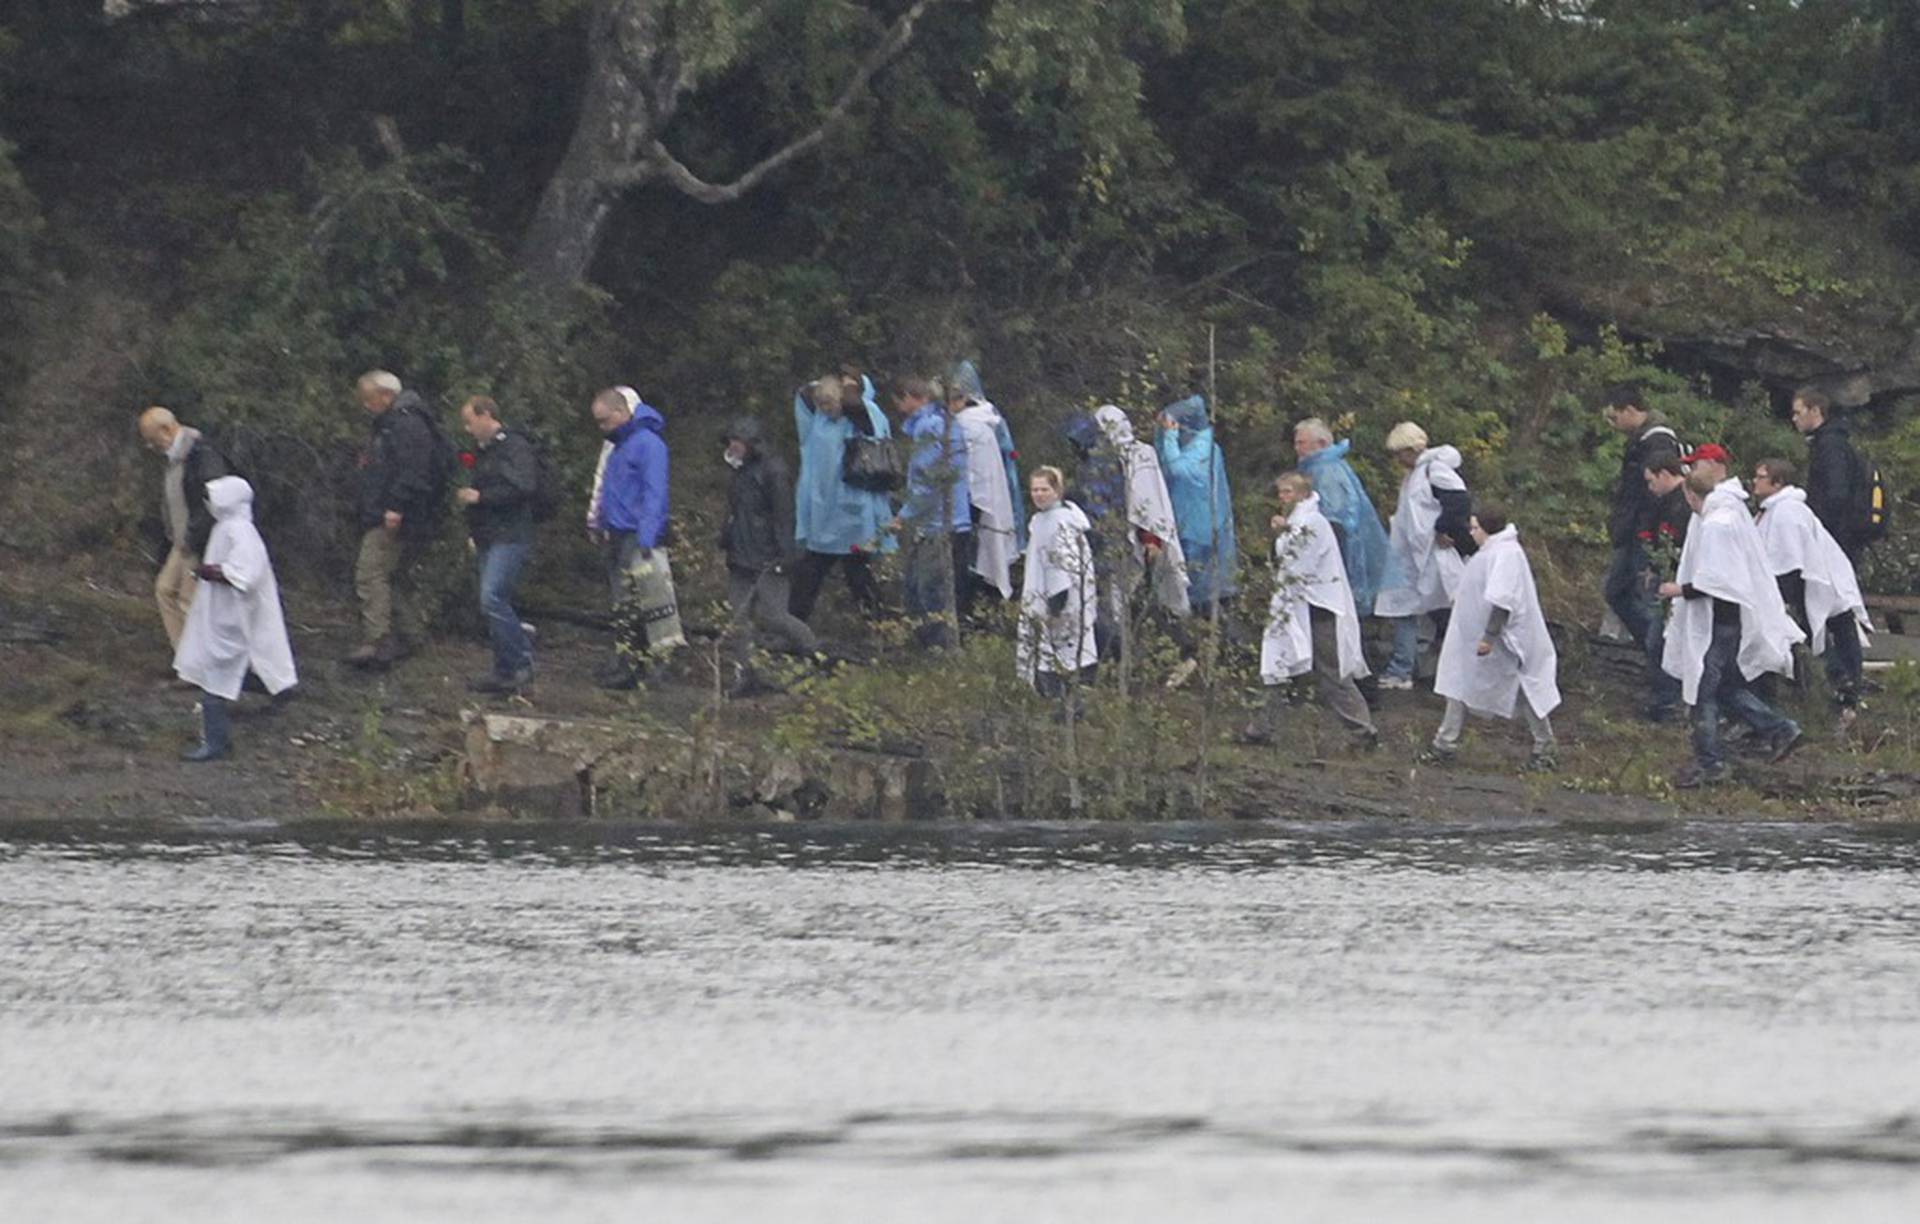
[455,396,540,694]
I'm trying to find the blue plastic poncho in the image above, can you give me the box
[794,375,895,556]
[1298,439,1391,616]
[1156,394,1239,606]
[900,402,972,534]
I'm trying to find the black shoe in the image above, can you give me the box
[1417,744,1456,766]
[1524,749,1558,774]
[595,664,641,691]
[1671,761,1729,789]
[266,685,299,714]
[1642,704,1678,725]
[1350,729,1381,755]
[1238,722,1277,746]
[182,741,229,763]
[1767,725,1805,764]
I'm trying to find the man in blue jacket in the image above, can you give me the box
[892,376,972,649]
[589,385,685,688]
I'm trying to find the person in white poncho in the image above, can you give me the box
[1752,456,1870,714]
[949,386,1019,612]
[1017,467,1099,710]
[1244,472,1377,751]
[1658,466,1805,788]
[1420,503,1559,771]
[1090,404,1190,622]
[172,476,298,761]
[1375,422,1471,689]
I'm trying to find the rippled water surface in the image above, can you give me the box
[3,820,1919,1222]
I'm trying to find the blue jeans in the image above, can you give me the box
[478,541,533,676]
[903,530,971,648]
[1823,613,1864,705]
[1385,609,1449,680]
[1693,616,1797,771]
[1604,542,1653,646]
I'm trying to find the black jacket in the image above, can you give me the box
[720,419,799,572]
[1804,417,1862,548]
[465,428,539,548]
[181,435,232,557]
[1434,485,1476,557]
[357,390,441,538]
[1608,414,1682,546]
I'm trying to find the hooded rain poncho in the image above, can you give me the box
[1661,479,1805,705]
[1433,525,1560,719]
[1094,405,1190,616]
[1375,445,1467,618]
[1018,499,1099,681]
[1261,493,1367,684]
[1756,485,1871,655]
[173,476,297,701]
[1156,395,1239,607]
[955,398,1019,598]
[1298,439,1391,616]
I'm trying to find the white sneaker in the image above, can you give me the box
[1378,675,1414,691]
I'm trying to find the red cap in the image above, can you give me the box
[1680,443,1730,466]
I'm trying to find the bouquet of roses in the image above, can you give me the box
[1639,521,1684,613]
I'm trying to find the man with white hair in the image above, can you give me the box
[348,370,446,669]
[1293,416,1390,617]
[1375,421,1470,689]
[137,405,233,653]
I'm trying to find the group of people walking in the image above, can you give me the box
[139,365,1882,789]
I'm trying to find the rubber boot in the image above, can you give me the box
[183,694,232,763]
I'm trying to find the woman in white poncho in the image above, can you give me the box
[1091,404,1190,620]
[1245,472,1377,749]
[1375,422,1470,688]
[1658,466,1804,787]
[1018,467,1099,705]
[950,387,1019,606]
[172,475,298,761]
[1422,503,1558,771]
[1752,456,1870,712]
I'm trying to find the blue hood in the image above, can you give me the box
[1164,394,1210,430]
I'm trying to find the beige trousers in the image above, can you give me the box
[354,526,420,645]
[155,545,200,649]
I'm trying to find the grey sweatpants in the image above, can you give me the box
[1433,696,1555,753]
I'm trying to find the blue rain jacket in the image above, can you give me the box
[899,403,972,535]
[600,401,670,550]
[1299,439,1391,616]
[1156,395,1239,605]
[794,376,895,555]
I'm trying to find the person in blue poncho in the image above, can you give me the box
[1156,394,1239,614]
[789,369,895,622]
[1293,416,1391,617]
[892,376,973,649]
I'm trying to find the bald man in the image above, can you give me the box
[138,406,233,651]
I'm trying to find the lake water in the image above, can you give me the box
[2,820,1918,1222]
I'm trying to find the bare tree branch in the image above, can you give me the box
[639,0,945,205]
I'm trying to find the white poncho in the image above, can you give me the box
[1375,445,1467,618]
[173,476,298,701]
[1018,500,1099,682]
[956,399,1018,599]
[1094,405,1190,616]
[1433,525,1560,719]
[1661,479,1804,706]
[1755,486,1871,656]
[1261,494,1368,684]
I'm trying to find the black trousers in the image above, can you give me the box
[788,551,884,621]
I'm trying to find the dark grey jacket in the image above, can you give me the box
[1608,414,1682,547]
[466,429,539,548]
[356,390,442,539]
[720,418,799,572]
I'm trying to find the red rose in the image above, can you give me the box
[1637,530,1654,542]
[1659,522,1678,537]
[459,452,477,469]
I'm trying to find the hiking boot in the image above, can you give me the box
[1641,703,1678,725]
[343,642,383,669]
[1524,749,1558,774]
[1348,729,1381,755]
[1378,675,1414,691]
[1767,724,1805,764]
[1417,744,1456,766]
[467,668,532,695]
[373,635,412,666]
[1671,761,1730,789]
[267,685,300,714]
[594,660,642,691]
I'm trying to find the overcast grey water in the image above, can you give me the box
[2,820,1919,1223]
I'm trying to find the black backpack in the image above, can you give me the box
[408,403,460,518]
[1852,449,1892,544]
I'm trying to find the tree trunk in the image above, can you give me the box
[517,1,659,290]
